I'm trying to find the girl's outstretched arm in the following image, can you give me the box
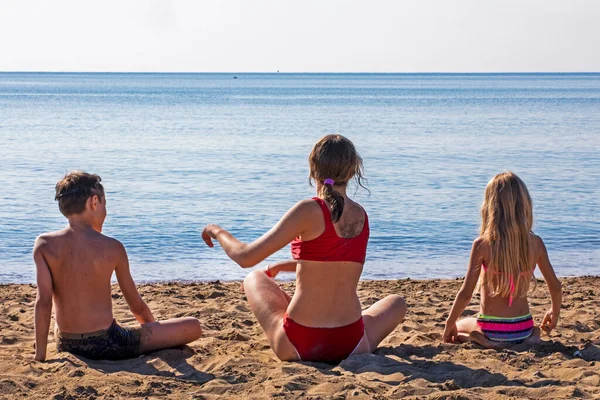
[443,238,485,342]
[202,200,316,268]
[535,235,562,334]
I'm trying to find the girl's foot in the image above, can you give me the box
[469,331,504,349]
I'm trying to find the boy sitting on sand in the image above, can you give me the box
[33,171,202,361]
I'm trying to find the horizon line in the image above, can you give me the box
[1,70,599,75]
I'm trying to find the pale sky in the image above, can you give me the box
[1,0,599,72]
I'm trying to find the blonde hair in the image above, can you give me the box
[480,171,534,299]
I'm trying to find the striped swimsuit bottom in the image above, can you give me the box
[476,313,534,342]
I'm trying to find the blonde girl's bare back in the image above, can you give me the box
[476,234,537,319]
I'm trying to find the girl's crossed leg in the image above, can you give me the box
[243,270,408,360]
[456,317,541,349]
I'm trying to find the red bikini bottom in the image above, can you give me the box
[282,312,365,363]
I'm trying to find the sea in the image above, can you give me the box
[0,72,598,283]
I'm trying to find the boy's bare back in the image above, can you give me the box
[35,227,125,333]
[34,171,161,361]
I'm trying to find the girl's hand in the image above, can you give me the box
[240,266,277,292]
[202,224,223,248]
[264,265,279,279]
[541,309,558,334]
[443,322,458,343]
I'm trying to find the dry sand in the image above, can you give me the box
[1,277,599,399]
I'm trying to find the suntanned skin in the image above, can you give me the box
[203,183,407,361]
[443,234,562,349]
[34,192,202,361]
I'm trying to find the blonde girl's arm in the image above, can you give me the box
[202,200,316,269]
[444,238,484,342]
[535,235,562,333]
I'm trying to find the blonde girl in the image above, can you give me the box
[444,172,562,348]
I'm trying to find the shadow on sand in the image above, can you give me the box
[72,345,214,385]
[292,340,598,391]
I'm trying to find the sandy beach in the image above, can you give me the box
[1,276,599,399]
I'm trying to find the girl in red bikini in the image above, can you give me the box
[443,172,563,348]
[202,134,407,362]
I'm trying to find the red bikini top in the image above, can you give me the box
[291,197,369,263]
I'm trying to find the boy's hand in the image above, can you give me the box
[541,309,558,334]
[202,224,222,248]
[443,322,458,343]
[33,349,46,362]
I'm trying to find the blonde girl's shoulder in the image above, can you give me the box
[529,231,546,258]
[473,236,490,252]
[528,230,540,243]
[472,237,491,264]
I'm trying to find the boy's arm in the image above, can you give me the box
[536,236,562,332]
[114,242,155,324]
[33,237,53,361]
[444,238,484,342]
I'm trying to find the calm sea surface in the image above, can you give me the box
[0,73,598,283]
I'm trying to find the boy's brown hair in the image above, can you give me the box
[54,171,104,216]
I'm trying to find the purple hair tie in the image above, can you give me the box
[324,178,335,185]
